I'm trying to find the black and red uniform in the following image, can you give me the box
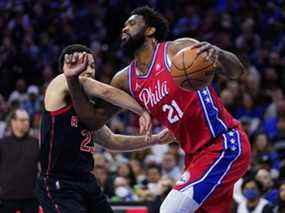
[36,104,112,213]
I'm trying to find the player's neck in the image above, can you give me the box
[134,39,157,75]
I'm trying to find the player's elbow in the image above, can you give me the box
[231,61,245,80]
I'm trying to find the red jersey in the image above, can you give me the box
[128,42,240,159]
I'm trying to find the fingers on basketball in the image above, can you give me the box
[171,47,215,90]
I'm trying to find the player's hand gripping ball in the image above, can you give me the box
[171,42,218,90]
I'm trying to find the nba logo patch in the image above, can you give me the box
[176,171,191,186]
[71,116,78,127]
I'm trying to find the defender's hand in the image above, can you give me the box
[63,52,89,78]
[191,42,220,67]
[139,111,152,143]
[155,128,175,145]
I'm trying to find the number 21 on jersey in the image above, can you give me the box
[162,100,183,124]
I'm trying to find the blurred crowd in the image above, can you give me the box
[0,0,285,212]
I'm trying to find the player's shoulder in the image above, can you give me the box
[167,37,200,56]
[111,65,130,92]
[45,74,66,95]
[44,73,69,112]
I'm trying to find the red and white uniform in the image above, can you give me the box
[128,42,251,212]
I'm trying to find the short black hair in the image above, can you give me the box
[131,6,169,42]
[58,44,94,72]
[241,177,263,192]
[147,163,162,173]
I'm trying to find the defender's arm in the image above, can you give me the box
[65,53,151,138]
[79,77,146,117]
[94,126,174,152]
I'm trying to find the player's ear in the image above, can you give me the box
[145,26,156,37]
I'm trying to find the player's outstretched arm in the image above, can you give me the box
[79,76,147,120]
[79,76,152,139]
[169,38,245,79]
[94,126,174,152]
[64,52,152,140]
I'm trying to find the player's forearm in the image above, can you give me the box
[80,77,145,115]
[107,134,159,152]
[218,50,245,79]
[65,76,105,129]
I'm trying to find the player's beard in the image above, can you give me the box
[121,28,146,58]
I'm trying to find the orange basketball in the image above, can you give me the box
[170,46,216,90]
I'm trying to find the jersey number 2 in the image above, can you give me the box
[162,100,183,124]
[80,130,96,153]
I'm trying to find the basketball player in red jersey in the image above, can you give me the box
[107,6,251,213]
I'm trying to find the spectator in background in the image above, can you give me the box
[93,153,110,170]
[167,142,184,169]
[41,64,54,88]
[274,181,285,213]
[0,108,39,213]
[235,93,263,136]
[144,164,162,200]
[135,164,162,201]
[255,169,279,205]
[220,88,236,114]
[0,94,8,139]
[112,177,135,202]
[117,162,137,188]
[129,159,146,184]
[263,99,285,141]
[235,178,274,213]
[252,133,280,179]
[92,165,114,199]
[148,176,173,213]
[240,116,252,137]
[161,152,181,181]
[264,89,284,120]
[22,85,41,118]
[8,79,28,105]
[275,114,285,142]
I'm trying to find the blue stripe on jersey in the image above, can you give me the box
[180,129,241,206]
[197,87,228,137]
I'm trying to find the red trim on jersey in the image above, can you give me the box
[43,177,61,213]
[49,104,72,116]
[46,116,55,176]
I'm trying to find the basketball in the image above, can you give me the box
[170,46,216,90]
